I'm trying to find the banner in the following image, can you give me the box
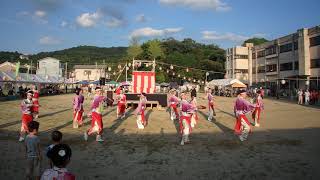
[15,61,20,78]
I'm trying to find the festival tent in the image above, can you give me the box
[207,79,246,88]
[106,81,119,85]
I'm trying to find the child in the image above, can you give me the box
[179,92,195,145]
[168,89,180,121]
[31,85,40,119]
[134,92,147,129]
[190,96,198,128]
[207,88,216,121]
[20,90,34,142]
[25,121,41,180]
[41,144,75,180]
[252,90,264,127]
[84,87,106,142]
[116,88,127,119]
[72,88,84,128]
[234,90,256,141]
[46,130,63,167]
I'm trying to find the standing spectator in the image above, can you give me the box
[25,121,41,180]
[259,87,265,99]
[46,131,63,167]
[298,89,303,105]
[305,89,310,105]
[41,144,75,180]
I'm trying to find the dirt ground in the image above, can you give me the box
[0,93,320,180]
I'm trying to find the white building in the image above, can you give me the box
[73,65,109,82]
[36,57,64,78]
[226,25,320,91]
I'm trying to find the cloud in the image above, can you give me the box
[106,18,125,28]
[201,31,251,42]
[61,20,68,27]
[129,27,183,39]
[39,36,61,45]
[135,14,147,22]
[34,10,46,18]
[76,11,102,28]
[159,0,231,11]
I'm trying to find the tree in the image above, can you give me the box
[242,37,268,46]
[127,44,142,59]
[146,39,164,59]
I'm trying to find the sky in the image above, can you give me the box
[0,0,319,54]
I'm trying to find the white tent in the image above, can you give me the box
[207,79,246,88]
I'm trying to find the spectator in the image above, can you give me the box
[298,89,303,105]
[46,131,63,167]
[41,144,75,180]
[25,121,41,180]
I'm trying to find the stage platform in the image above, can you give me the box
[125,93,168,108]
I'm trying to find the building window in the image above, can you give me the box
[294,61,299,70]
[235,55,248,59]
[265,46,277,56]
[266,64,277,72]
[280,43,292,53]
[294,41,298,50]
[280,62,293,71]
[310,35,320,47]
[311,59,320,68]
[252,67,256,74]
[234,69,248,73]
[257,50,265,58]
[258,66,265,73]
[252,52,256,59]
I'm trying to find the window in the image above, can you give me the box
[265,46,277,56]
[252,52,256,59]
[311,59,320,68]
[258,66,265,73]
[294,41,298,50]
[234,69,248,73]
[266,64,277,72]
[235,55,248,59]
[310,35,320,47]
[294,61,299,70]
[257,50,265,58]
[280,43,292,53]
[280,62,293,71]
[252,67,256,74]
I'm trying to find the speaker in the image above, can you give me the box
[99,77,106,85]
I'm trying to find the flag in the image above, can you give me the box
[15,61,20,78]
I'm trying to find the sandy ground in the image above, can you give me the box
[0,93,320,180]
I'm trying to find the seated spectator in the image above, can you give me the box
[41,144,75,180]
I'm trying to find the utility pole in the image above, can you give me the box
[65,62,68,81]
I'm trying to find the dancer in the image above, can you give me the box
[190,95,198,128]
[179,92,195,145]
[19,90,34,142]
[252,90,264,127]
[31,85,40,119]
[116,88,127,119]
[72,88,84,128]
[168,89,180,121]
[234,90,256,141]
[207,88,216,121]
[84,87,106,142]
[135,92,147,129]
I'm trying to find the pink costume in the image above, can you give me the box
[87,95,106,135]
[233,97,255,141]
[116,94,127,118]
[72,94,84,127]
[179,99,195,145]
[134,96,147,129]
[169,95,180,120]
[252,94,264,126]
[207,93,215,121]
[190,98,198,127]
[20,99,33,133]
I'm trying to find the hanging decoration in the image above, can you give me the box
[159,66,162,70]
[170,64,173,69]
[186,68,189,72]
